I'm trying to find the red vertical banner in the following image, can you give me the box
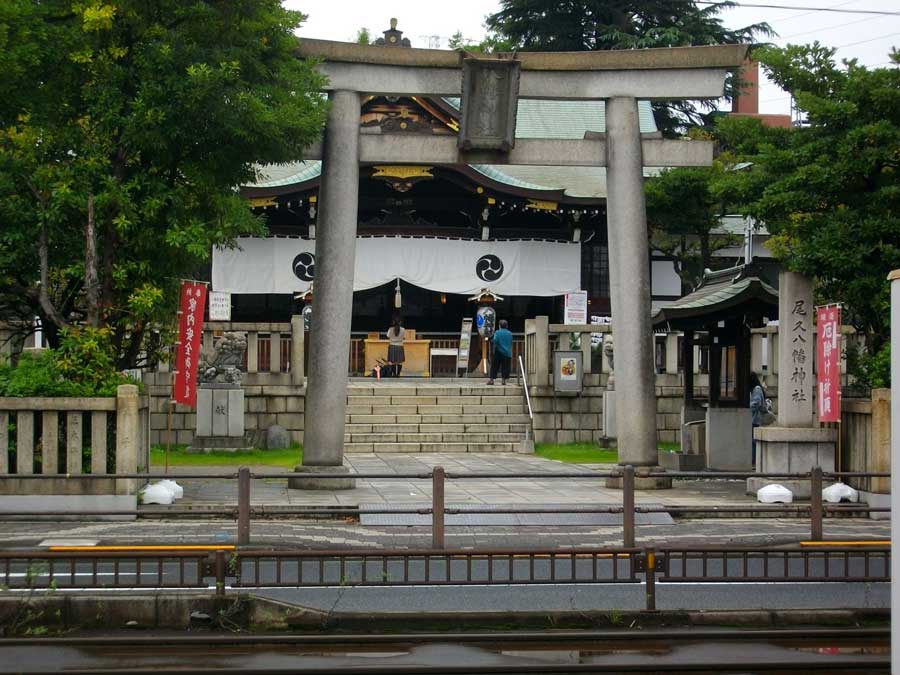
[173,281,207,407]
[816,305,841,422]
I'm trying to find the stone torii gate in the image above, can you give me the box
[287,39,748,488]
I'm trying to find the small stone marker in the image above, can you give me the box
[266,424,291,450]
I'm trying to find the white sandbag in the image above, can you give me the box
[822,482,859,504]
[757,484,793,504]
[157,479,184,500]
[141,482,174,505]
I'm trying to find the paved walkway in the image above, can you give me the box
[0,453,889,550]
[154,453,756,507]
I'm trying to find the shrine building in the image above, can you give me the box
[211,20,684,337]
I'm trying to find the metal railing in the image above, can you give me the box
[0,549,210,589]
[0,544,888,612]
[518,354,534,424]
[235,546,640,588]
[0,467,890,549]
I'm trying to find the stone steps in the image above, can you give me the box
[341,382,530,453]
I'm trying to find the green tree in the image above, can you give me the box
[0,1,326,367]
[355,27,371,45]
[482,0,772,135]
[645,164,739,288]
[712,44,900,362]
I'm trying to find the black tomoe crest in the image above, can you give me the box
[292,252,316,281]
[475,254,503,282]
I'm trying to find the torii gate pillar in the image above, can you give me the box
[605,97,660,470]
[289,90,361,490]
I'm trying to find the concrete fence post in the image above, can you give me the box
[644,548,657,611]
[665,334,679,375]
[432,466,446,550]
[623,465,636,548]
[238,466,251,546]
[810,466,823,541]
[871,389,891,495]
[534,316,550,386]
[291,315,305,385]
[214,549,226,597]
[115,384,140,495]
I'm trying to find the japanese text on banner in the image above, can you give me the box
[173,282,207,408]
[816,305,841,423]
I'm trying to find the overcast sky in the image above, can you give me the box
[285,0,899,116]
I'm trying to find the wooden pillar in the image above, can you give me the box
[736,325,752,407]
[682,330,694,406]
[708,330,721,408]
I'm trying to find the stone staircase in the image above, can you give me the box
[343,381,530,452]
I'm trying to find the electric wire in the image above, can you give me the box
[697,1,900,16]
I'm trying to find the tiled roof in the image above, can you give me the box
[652,264,778,327]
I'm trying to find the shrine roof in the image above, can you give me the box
[248,99,660,198]
[652,264,778,328]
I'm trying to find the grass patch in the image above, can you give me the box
[657,441,681,453]
[150,444,302,468]
[536,441,683,464]
[535,443,618,464]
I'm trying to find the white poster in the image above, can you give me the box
[208,291,231,321]
[212,236,581,297]
[564,291,588,324]
[457,317,473,372]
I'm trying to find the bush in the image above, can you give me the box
[0,329,141,398]
[847,343,891,393]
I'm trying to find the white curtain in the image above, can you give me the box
[213,236,581,297]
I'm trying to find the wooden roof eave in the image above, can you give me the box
[241,162,606,206]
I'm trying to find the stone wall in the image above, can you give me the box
[528,372,781,445]
[144,372,305,446]
[145,371,779,450]
[528,372,716,445]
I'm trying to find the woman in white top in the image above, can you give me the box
[386,316,406,377]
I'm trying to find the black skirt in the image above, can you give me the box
[387,344,405,363]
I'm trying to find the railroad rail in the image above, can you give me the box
[0,627,888,673]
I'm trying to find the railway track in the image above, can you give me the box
[0,627,888,673]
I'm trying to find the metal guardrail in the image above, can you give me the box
[0,467,891,548]
[0,545,889,612]
[235,547,641,588]
[0,549,210,590]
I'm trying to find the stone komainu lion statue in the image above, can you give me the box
[199,332,247,385]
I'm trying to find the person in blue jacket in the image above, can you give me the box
[749,371,766,466]
[487,319,513,385]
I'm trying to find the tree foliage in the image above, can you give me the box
[0,1,327,367]
[711,44,900,355]
[645,163,739,289]
[482,0,772,135]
